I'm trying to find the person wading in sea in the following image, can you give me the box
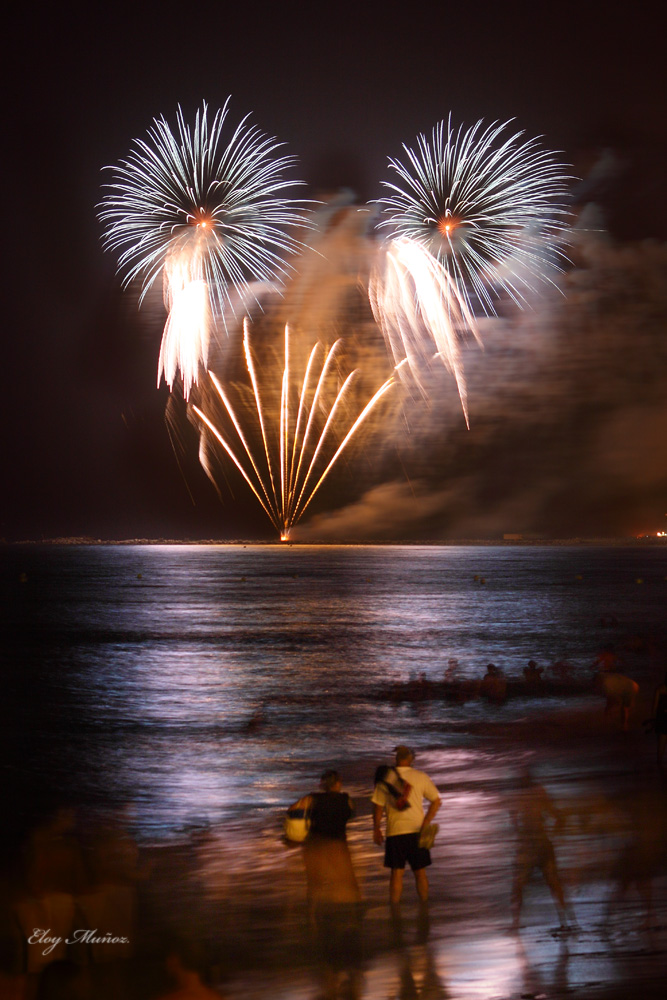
[291,769,362,999]
[372,746,441,906]
[509,768,575,932]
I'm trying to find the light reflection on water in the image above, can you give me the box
[3,543,667,997]
[3,543,666,835]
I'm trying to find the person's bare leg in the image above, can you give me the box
[544,857,571,926]
[511,872,525,930]
[390,868,404,905]
[414,867,429,903]
[511,854,533,931]
[638,877,654,931]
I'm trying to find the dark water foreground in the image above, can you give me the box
[1,544,666,997]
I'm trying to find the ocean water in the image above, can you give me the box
[2,543,666,838]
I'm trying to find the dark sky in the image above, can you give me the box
[3,1,666,541]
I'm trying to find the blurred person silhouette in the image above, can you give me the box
[443,658,459,683]
[155,938,223,999]
[650,671,667,767]
[605,784,667,934]
[372,747,441,907]
[523,660,543,690]
[76,804,146,997]
[509,769,575,932]
[593,644,622,673]
[14,806,86,974]
[479,664,507,703]
[0,932,26,1000]
[35,959,91,1000]
[290,769,362,999]
[594,670,639,730]
[77,804,142,960]
[549,658,574,683]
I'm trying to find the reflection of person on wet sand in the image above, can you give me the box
[291,769,362,999]
[515,935,571,1000]
[509,769,574,932]
[396,942,449,999]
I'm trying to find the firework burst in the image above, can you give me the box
[99,99,309,397]
[193,320,398,539]
[377,116,571,312]
[372,117,570,414]
[369,236,482,425]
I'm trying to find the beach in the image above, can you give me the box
[1,543,666,997]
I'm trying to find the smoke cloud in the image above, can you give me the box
[185,202,667,541]
[289,216,667,539]
[292,479,455,541]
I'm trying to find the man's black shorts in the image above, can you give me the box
[384,832,432,870]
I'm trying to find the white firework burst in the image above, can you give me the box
[371,116,571,419]
[99,99,310,396]
[377,116,571,314]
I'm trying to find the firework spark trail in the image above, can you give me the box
[207,370,277,520]
[288,368,359,524]
[284,339,345,516]
[193,324,398,539]
[193,405,280,531]
[372,116,570,415]
[370,237,482,425]
[158,249,211,393]
[292,373,398,525]
[241,320,281,515]
[287,342,323,507]
[100,99,310,397]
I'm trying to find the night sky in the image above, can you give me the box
[3,1,666,541]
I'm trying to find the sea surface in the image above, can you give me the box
[2,543,665,839]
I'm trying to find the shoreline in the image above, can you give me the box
[4,537,667,547]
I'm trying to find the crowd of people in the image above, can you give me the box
[388,647,667,759]
[2,653,666,998]
[288,737,666,999]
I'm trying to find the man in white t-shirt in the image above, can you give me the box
[372,746,441,904]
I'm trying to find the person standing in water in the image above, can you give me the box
[291,769,362,999]
[372,746,441,905]
[509,768,575,932]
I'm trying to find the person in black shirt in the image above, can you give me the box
[308,770,354,840]
[291,769,362,997]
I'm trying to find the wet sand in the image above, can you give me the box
[101,695,666,999]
